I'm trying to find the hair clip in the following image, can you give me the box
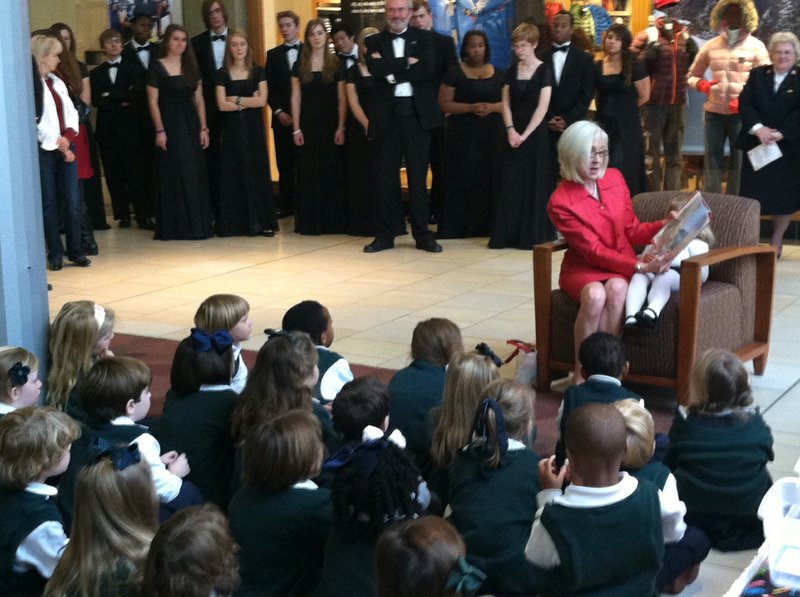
[475,342,502,367]
[472,398,509,464]
[8,362,30,387]
[89,438,142,471]
[93,303,106,328]
[190,328,234,354]
[446,556,487,596]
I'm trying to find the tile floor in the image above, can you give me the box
[47,224,800,596]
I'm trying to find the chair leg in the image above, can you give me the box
[753,354,767,376]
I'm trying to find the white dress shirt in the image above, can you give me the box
[131,39,152,69]
[392,30,413,97]
[211,28,228,70]
[552,43,570,85]
[37,73,79,151]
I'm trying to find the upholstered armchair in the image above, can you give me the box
[533,191,777,404]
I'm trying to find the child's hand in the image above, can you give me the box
[160,450,178,465]
[167,453,190,478]
[538,455,567,490]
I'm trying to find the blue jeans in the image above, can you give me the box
[38,147,84,263]
[703,111,741,194]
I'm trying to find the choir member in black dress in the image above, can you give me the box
[737,32,800,258]
[147,24,212,240]
[290,18,347,235]
[594,24,650,196]
[437,30,504,239]
[215,30,278,237]
[490,23,555,249]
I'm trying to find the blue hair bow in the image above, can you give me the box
[190,328,233,354]
[89,438,142,471]
[472,398,509,465]
[323,436,395,478]
[8,362,30,387]
[475,342,503,367]
[446,556,487,596]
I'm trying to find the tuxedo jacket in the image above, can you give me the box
[543,44,595,126]
[430,30,458,89]
[265,42,303,121]
[365,27,442,138]
[737,64,800,158]
[191,30,221,117]
[121,41,160,75]
[90,60,142,129]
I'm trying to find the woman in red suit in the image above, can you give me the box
[547,120,668,382]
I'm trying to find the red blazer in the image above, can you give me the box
[548,168,663,301]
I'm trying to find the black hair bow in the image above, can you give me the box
[475,342,502,367]
[89,438,142,471]
[472,398,509,465]
[8,362,30,387]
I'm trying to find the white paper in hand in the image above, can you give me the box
[747,142,782,171]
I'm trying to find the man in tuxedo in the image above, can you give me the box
[363,0,443,253]
[265,10,302,218]
[121,12,160,229]
[410,0,456,223]
[331,21,359,70]
[191,0,228,217]
[544,11,595,180]
[92,29,149,230]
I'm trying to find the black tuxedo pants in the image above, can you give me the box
[272,116,296,214]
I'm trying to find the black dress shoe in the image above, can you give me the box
[416,239,443,253]
[81,242,99,256]
[71,257,92,267]
[138,218,155,230]
[48,260,63,271]
[119,218,131,229]
[364,239,394,253]
[261,229,275,237]
[94,222,111,231]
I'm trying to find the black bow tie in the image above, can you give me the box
[391,31,408,40]
[136,45,150,52]
[286,43,300,51]
[212,34,226,42]
[338,53,357,60]
[108,63,120,69]
[553,44,570,53]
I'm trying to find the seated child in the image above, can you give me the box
[376,517,486,597]
[317,434,430,597]
[664,349,774,551]
[44,443,158,597]
[526,402,675,596]
[616,399,710,595]
[281,300,353,403]
[428,351,501,505]
[0,407,80,595]
[0,347,43,415]
[555,332,642,465]
[332,376,390,447]
[389,318,464,467]
[447,379,540,595]
[143,504,239,597]
[47,300,116,422]
[229,410,332,597]
[194,293,253,393]
[59,356,201,526]
[157,329,238,508]
[625,198,714,328]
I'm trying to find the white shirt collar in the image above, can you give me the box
[131,39,150,49]
[293,479,319,490]
[0,403,15,414]
[199,383,234,392]
[108,58,122,65]
[586,374,622,386]
[110,415,148,429]
[26,481,58,497]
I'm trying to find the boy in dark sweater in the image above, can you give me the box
[555,332,641,464]
[0,407,80,596]
[526,403,671,596]
[282,300,354,404]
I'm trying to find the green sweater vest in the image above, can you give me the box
[541,480,664,597]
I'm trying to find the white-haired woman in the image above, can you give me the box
[31,34,91,271]
[547,121,668,383]
[737,31,800,259]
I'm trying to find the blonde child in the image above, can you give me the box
[0,407,80,595]
[194,293,253,393]
[59,357,200,526]
[158,330,238,508]
[664,348,774,551]
[0,347,43,414]
[447,379,540,595]
[625,199,715,327]
[47,300,116,422]
[44,445,158,597]
[376,517,486,597]
[428,351,501,504]
[616,399,710,594]
[389,318,464,466]
[143,504,240,597]
[229,410,332,596]
[282,300,354,404]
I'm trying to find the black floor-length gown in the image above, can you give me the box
[215,66,277,236]
[292,68,347,235]
[437,65,505,239]
[148,61,212,240]
[489,62,555,249]
[595,60,648,196]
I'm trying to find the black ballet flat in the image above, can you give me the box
[635,307,659,329]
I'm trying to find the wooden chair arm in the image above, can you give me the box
[533,239,569,391]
